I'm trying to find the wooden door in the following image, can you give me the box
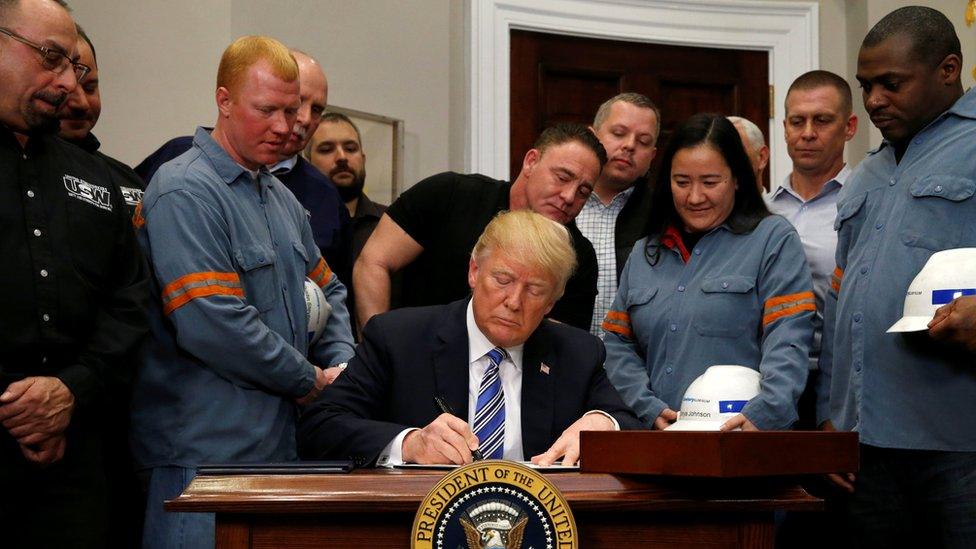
[510,30,770,187]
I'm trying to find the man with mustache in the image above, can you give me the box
[56,26,150,547]
[59,26,145,217]
[819,7,976,547]
[578,93,659,335]
[130,36,355,548]
[134,50,352,287]
[306,111,397,332]
[353,123,603,332]
[0,0,150,545]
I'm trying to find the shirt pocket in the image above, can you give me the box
[834,191,867,232]
[901,175,976,250]
[233,243,278,313]
[621,286,657,339]
[292,240,310,273]
[693,275,756,338]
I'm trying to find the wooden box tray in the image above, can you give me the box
[580,431,858,477]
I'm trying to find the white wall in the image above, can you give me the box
[70,0,976,183]
[71,0,231,168]
[70,0,459,192]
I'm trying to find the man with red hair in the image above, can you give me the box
[131,36,354,548]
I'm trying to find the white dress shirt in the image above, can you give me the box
[377,301,617,465]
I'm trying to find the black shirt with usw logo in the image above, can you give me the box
[0,127,149,410]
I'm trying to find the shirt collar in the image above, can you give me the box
[192,126,253,185]
[586,185,634,208]
[465,300,523,369]
[269,154,298,175]
[771,163,850,200]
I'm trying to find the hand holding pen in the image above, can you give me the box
[399,395,485,465]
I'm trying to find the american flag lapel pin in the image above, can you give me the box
[540,363,550,375]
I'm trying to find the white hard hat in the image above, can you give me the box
[304,278,333,344]
[665,365,761,431]
[887,248,976,333]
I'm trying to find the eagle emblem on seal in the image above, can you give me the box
[459,499,528,549]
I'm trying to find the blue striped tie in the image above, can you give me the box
[473,347,506,459]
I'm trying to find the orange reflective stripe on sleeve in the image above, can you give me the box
[161,271,243,315]
[601,310,633,338]
[307,257,333,288]
[763,291,816,327]
[831,267,843,293]
[132,201,145,229]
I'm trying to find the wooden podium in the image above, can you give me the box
[168,432,856,548]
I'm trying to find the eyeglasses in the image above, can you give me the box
[0,27,91,82]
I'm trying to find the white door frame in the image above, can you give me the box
[466,0,819,186]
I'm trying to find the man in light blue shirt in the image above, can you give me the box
[819,7,976,547]
[765,70,857,428]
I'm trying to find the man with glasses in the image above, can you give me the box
[0,0,150,546]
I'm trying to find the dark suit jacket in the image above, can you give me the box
[298,299,640,466]
[614,176,653,279]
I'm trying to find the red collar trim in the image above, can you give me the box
[660,225,691,263]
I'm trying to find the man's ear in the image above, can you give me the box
[521,148,541,177]
[758,145,770,172]
[938,53,962,86]
[215,87,233,118]
[845,114,859,141]
[468,256,479,290]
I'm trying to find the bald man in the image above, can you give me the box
[727,116,769,190]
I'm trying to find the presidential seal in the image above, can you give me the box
[411,460,577,549]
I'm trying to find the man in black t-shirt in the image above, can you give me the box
[353,123,605,331]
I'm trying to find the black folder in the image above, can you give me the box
[196,461,354,475]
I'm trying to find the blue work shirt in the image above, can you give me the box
[134,131,352,285]
[818,89,976,451]
[131,127,355,468]
[603,215,814,429]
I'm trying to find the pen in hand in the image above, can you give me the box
[433,395,485,461]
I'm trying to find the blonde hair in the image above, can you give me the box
[216,36,298,96]
[471,210,577,296]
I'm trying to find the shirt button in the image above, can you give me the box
[666,367,673,374]
[875,223,883,231]
[669,324,677,332]
[677,285,685,292]
[26,190,35,198]
[33,229,42,237]
[854,360,862,372]
[860,267,868,275]
[40,269,48,277]
[934,185,943,193]
[41,356,48,364]
[853,313,862,323]
[42,313,50,322]
[722,282,729,289]
[694,249,702,256]
[889,178,896,186]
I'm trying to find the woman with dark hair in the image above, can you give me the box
[602,113,814,431]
